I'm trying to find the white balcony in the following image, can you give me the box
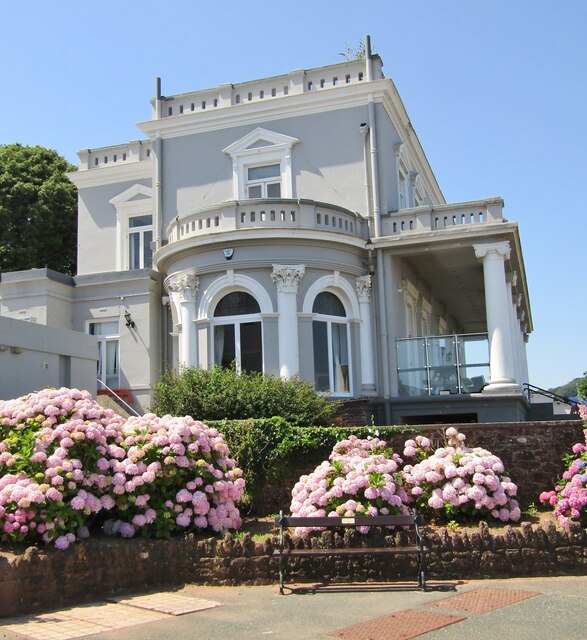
[166,199,368,244]
[382,198,504,236]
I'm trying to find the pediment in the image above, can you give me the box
[109,183,153,207]
[222,127,299,156]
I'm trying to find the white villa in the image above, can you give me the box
[0,39,533,424]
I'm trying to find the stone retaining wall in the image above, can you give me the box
[1,521,585,617]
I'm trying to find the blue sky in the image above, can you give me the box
[1,1,585,389]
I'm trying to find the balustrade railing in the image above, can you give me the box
[167,199,366,243]
[382,198,504,236]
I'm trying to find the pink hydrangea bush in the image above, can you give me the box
[0,388,244,549]
[103,413,244,538]
[539,436,587,528]
[402,427,521,523]
[0,388,127,548]
[290,435,409,534]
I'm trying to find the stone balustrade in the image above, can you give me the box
[157,59,380,118]
[382,198,504,236]
[77,140,152,170]
[166,199,367,243]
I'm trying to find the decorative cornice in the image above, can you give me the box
[271,264,305,293]
[355,275,372,301]
[165,273,199,302]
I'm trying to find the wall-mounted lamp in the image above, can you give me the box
[124,311,135,329]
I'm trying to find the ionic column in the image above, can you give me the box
[356,275,376,391]
[473,242,520,394]
[271,264,305,378]
[165,273,199,367]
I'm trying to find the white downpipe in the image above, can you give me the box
[376,249,391,422]
[368,96,381,238]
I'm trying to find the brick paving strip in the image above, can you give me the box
[329,609,466,640]
[0,591,221,640]
[427,587,541,614]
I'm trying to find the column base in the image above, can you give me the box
[482,380,523,395]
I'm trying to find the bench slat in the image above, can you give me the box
[273,546,423,557]
[275,515,417,528]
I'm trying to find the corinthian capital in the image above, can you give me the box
[165,273,199,302]
[355,275,372,301]
[271,264,305,293]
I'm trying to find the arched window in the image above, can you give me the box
[213,291,262,372]
[312,292,351,394]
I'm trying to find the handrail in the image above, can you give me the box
[523,383,578,407]
[97,379,140,416]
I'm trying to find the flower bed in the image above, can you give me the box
[0,388,244,549]
[290,428,521,527]
[540,413,587,527]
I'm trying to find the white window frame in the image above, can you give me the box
[213,313,264,374]
[127,213,153,269]
[312,313,352,397]
[245,163,282,199]
[87,319,120,389]
[109,184,154,271]
[223,127,299,200]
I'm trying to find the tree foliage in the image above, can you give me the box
[577,372,587,401]
[0,143,77,275]
[151,365,339,427]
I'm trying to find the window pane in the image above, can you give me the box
[266,182,281,198]
[214,292,260,317]
[428,336,457,395]
[313,291,346,316]
[248,164,280,180]
[105,340,119,388]
[144,230,153,268]
[214,325,235,368]
[331,323,349,393]
[128,215,153,228]
[248,185,262,199]
[129,232,140,269]
[89,321,119,336]
[313,321,330,391]
[240,322,263,372]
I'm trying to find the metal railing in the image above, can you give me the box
[97,379,140,416]
[396,333,490,397]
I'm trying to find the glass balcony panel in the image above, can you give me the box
[427,336,457,368]
[397,338,427,371]
[398,371,428,397]
[458,334,489,366]
[458,365,490,393]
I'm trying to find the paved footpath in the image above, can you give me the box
[1,575,586,640]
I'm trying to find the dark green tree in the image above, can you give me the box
[577,372,587,400]
[0,143,77,275]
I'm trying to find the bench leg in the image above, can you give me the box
[418,552,427,592]
[278,553,284,595]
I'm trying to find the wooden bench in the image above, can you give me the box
[273,510,427,594]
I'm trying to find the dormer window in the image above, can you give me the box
[246,164,281,198]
